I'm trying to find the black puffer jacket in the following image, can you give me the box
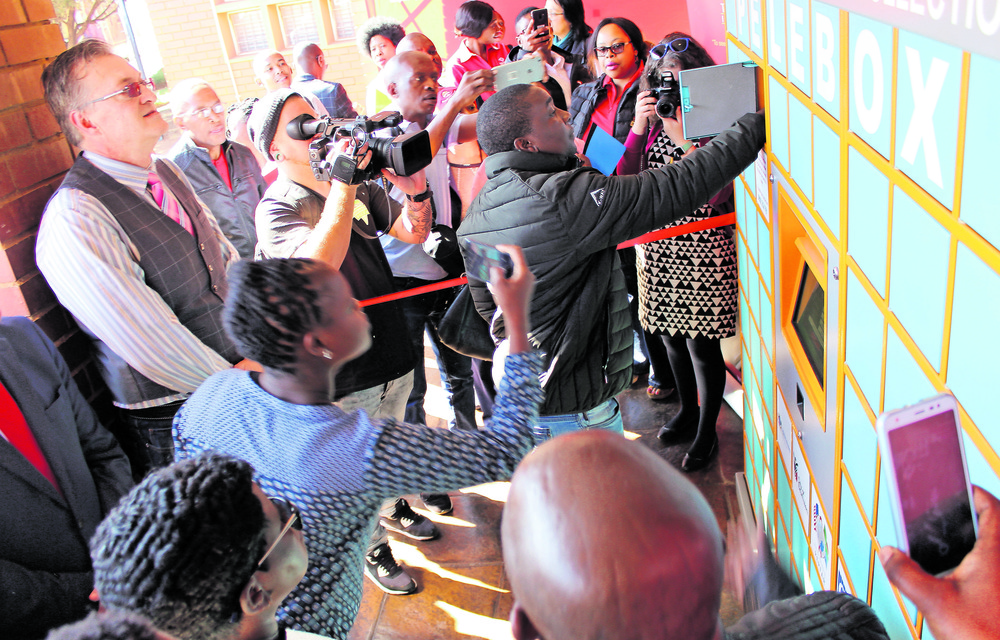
[459,112,766,416]
[569,72,642,141]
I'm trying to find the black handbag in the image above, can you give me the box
[438,284,495,360]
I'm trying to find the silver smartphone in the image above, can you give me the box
[492,56,545,93]
[876,392,978,576]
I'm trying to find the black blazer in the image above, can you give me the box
[0,317,133,639]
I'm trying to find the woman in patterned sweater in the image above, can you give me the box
[616,33,737,473]
[173,250,542,639]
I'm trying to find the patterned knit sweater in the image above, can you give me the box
[172,352,543,639]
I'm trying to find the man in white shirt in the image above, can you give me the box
[378,51,491,433]
[37,39,256,480]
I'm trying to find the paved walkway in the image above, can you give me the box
[347,352,747,640]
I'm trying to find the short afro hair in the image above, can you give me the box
[476,84,538,155]
[224,258,329,372]
[357,16,405,57]
[90,453,266,640]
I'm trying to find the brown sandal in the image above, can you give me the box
[646,384,674,402]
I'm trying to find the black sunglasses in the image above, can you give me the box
[256,496,302,569]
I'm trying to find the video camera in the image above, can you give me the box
[286,111,432,185]
[647,69,682,119]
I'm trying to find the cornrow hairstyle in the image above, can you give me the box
[357,16,406,57]
[41,39,114,147]
[455,0,497,38]
[46,611,161,640]
[224,258,329,372]
[90,453,266,640]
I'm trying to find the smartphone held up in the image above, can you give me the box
[461,238,514,283]
[876,393,978,576]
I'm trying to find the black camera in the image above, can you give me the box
[647,69,681,119]
[286,111,432,185]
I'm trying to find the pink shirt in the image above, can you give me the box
[439,41,510,107]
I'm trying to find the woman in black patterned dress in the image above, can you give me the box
[616,33,737,472]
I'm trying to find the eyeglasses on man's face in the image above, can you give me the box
[649,37,690,60]
[594,41,629,57]
[80,79,155,108]
[256,496,302,569]
[185,102,226,120]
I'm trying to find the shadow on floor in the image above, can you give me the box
[347,375,746,640]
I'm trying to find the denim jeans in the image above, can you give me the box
[533,398,625,443]
[334,371,414,548]
[395,277,476,431]
[120,399,184,481]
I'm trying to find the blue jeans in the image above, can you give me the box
[533,398,625,442]
[395,277,476,431]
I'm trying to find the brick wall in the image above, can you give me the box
[0,0,118,425]
[147,0,376,115]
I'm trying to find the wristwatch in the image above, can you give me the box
[407,182,432,202]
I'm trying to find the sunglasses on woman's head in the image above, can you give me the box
[649,37,690,60]
[256,496,302,569]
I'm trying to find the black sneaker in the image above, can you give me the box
[420,492,454,515]
[380,498,441,540]
[364,542,417,595]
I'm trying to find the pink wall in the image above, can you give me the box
[374,0,728,70]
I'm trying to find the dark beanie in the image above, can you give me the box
[248,88,302,161]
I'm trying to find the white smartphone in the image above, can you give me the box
[492,56,545,92]
[876,392,978,576]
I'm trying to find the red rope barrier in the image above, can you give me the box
[358,213,737,307]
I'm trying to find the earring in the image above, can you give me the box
[274,152,283,161]
[320,348,333,360]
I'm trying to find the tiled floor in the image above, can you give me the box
[348,359,747,640]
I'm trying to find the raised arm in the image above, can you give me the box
[365,246,542,495]
[562,111,765,252]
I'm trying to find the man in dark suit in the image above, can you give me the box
[0,314,134,639]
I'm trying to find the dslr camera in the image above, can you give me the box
[286,111,432,185]
[647,69,682,119]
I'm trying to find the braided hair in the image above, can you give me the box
[224,258,328,372]
[46,611,161,640]
[90,453,266,640]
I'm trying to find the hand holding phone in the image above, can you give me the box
[531,7,548,31]
[492,56,545,92]
[485,244,534,353]
[880,486,1000,640]
[462,238,514,283]
[877,393,978,577]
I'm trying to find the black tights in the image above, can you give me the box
[660,334,726,457]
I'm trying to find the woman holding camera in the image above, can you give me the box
[616,32,737,472]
